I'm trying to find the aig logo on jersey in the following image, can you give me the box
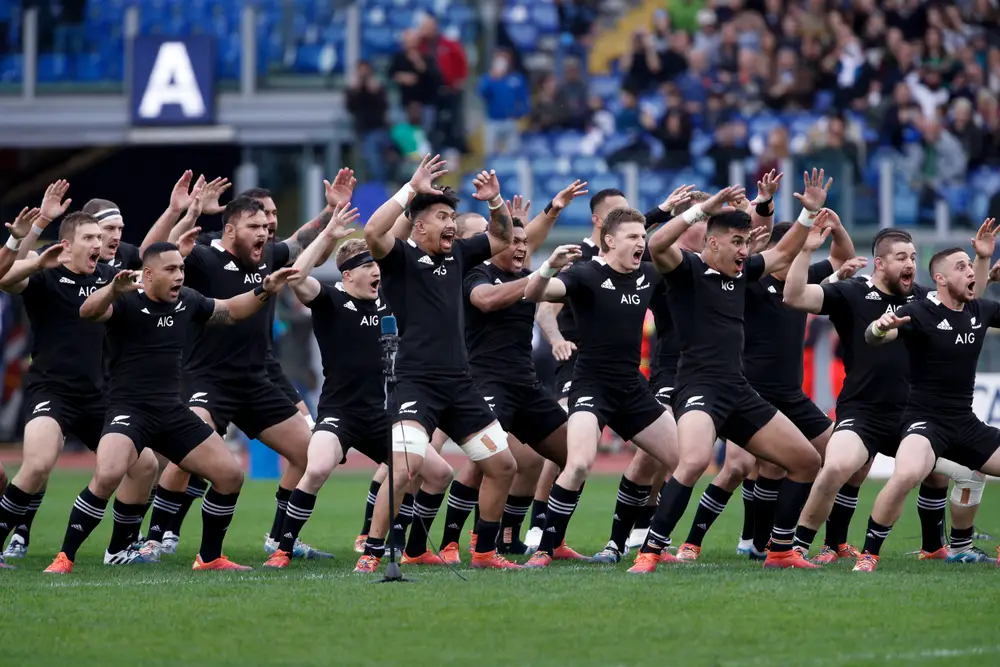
[244,273,263,285]
[432,265,447,276]
[721,281,735,291]
[621,293,641,305]
[157,316,174,328]
[130,35,215,126]
[78,286,98,298]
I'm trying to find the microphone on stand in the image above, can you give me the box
[376,316,412,583]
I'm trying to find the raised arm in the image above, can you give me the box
[518,180,590,257]
[649,184,744,273]
[208,267,300,325]
[761,170,833,275]
[290,202,358,305]
[0,244,63,294]
[865,311,910,346]
[469,277,530,313]
[470,169,514,257]
[524,245,581,303]
[2,207,45,280]
[18,180,73,260]
[281,168,357,263]
[971,217,998,298]
[826,208,856,270]
[782,228,829,314]
[141,171,206,254]
[80,270,141,321]
[365,155,448,260]
[750,169,782,234]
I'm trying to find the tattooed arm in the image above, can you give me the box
[208,267,300,325]
[280,208,332,264]
[471,170,513,257]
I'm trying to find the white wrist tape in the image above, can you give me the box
[488,196,504,211]
[392,183,414,208]
[870,322,887,338]
[31,224,44,236]
[797,208,818,228]
[5,235,21,251]
[681,204,707,225]
[827,271,841,284]
[539,260,559,278]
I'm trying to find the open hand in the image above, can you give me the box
[325,168,357,208]
[40,180,72,222]
[5,207,43,239]
[409,154,448,195]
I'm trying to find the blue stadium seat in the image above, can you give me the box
[0,54,22,83]
[520,134,552,158]
[571,156,608,175]
[488,155,522,175]
[504,22,539,51]
[37,54,70,82]
[639,172,670,199]
[552,132,584,156]
[581,173,623,193]
[74,53,106,82]
[533,156,569,177]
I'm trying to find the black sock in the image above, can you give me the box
[11,489,45,545]
[769,480,812,553]
[108,500,145,554]
[146,488,187,543]
[740,479,755,541]
[949,525,974,553]
[278,489,316,553]
[391,493,415,548]
[60,488,108,561]
[269,486,293,541]
[364,536,386,558]
[0,483,33,545]
[199,488,240,562]
[641,478,693,555]
[916,484,947,553]
[684,484,733,547]
[500,494,532,547]
[474,519,501,553]
[438,481,478,549]
[360,480,381,536]
[170,477,208,537]
[140,485,157,525]
[793,525,818,553]
[824,483,860,549]
[529,499,548,531]
[634,503,655,532]
[404,490,444,558]
[862,516,892,556]
[607,476,652,552]
[537,484,579,555]
[473,502,481,532]
[752,476,782,552]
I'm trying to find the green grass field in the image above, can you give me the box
[2,470,999,666]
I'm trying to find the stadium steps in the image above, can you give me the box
[588,0,662,75]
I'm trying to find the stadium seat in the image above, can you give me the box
[37,54,70,82]
[0,54,22,83]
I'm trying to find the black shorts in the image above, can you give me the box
[183,374,299,439]
[266,356,302,405]
[901,412,1000,472]
[314,408,390,465]
[832,404,902,459]
[390,375,496,443]
[475,379,566,447]
[649,372,677,408]
[568,377,664,442]
[22,383,105,452]
[555,354,577,399]
[673,378,777,447]
[758,390,832,442]
[101,403,215,465]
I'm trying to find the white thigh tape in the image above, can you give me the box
[392,423,428,456]
[459,421,509,462]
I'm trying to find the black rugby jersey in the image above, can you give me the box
[554,237,601,344]
[463,262,536,385]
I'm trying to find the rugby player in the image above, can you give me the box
[629,178,831,573]
[140,192,338,561]
[42,242,298,573]
[364,155,525,569]
[856,239,1000,571]
[0,213,161,569]
[783,225,986,563]
[523,207,683,565]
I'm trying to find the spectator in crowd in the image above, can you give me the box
[478,48,529,155]
[644,107,692,168]
[765,48,815,110]
[419,15,469,153]
[622,28,663,94]
[904,116,968,221]
[345,60,390,183]
[389,29,439,129]
[880,81,920,150]
[558,58,591,130]
[528,74,565,133]
[391,101,433,171]
[805,113,865,185]
[673,49,714,113]
[693,8,721,60]
[753,126,791,185]
[707,119,751,188]
[949,97,985,169]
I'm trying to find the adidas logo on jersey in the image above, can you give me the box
[59,276,75,285]
[223,261,239,271]
[600,279,615,290]
[865,291,881,300]
[418,255,434,265]
[937,320,953,330]
[767,285,777,294]
[495,278,502,284]
[141,308,150,314]
[344,301,357,311]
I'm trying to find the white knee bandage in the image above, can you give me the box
[459,422,509,462]
[392,424,429,457]
[934,458,986,507]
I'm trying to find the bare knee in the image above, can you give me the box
[209,462,244,495]
[127,449,159,484]
[91,464,129,498]
[301,463,335,490]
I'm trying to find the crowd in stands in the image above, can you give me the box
[346,0,1000,227]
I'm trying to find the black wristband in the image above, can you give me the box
[755,198,774,216]
[544,202,555,215]
[253,284,269,300]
